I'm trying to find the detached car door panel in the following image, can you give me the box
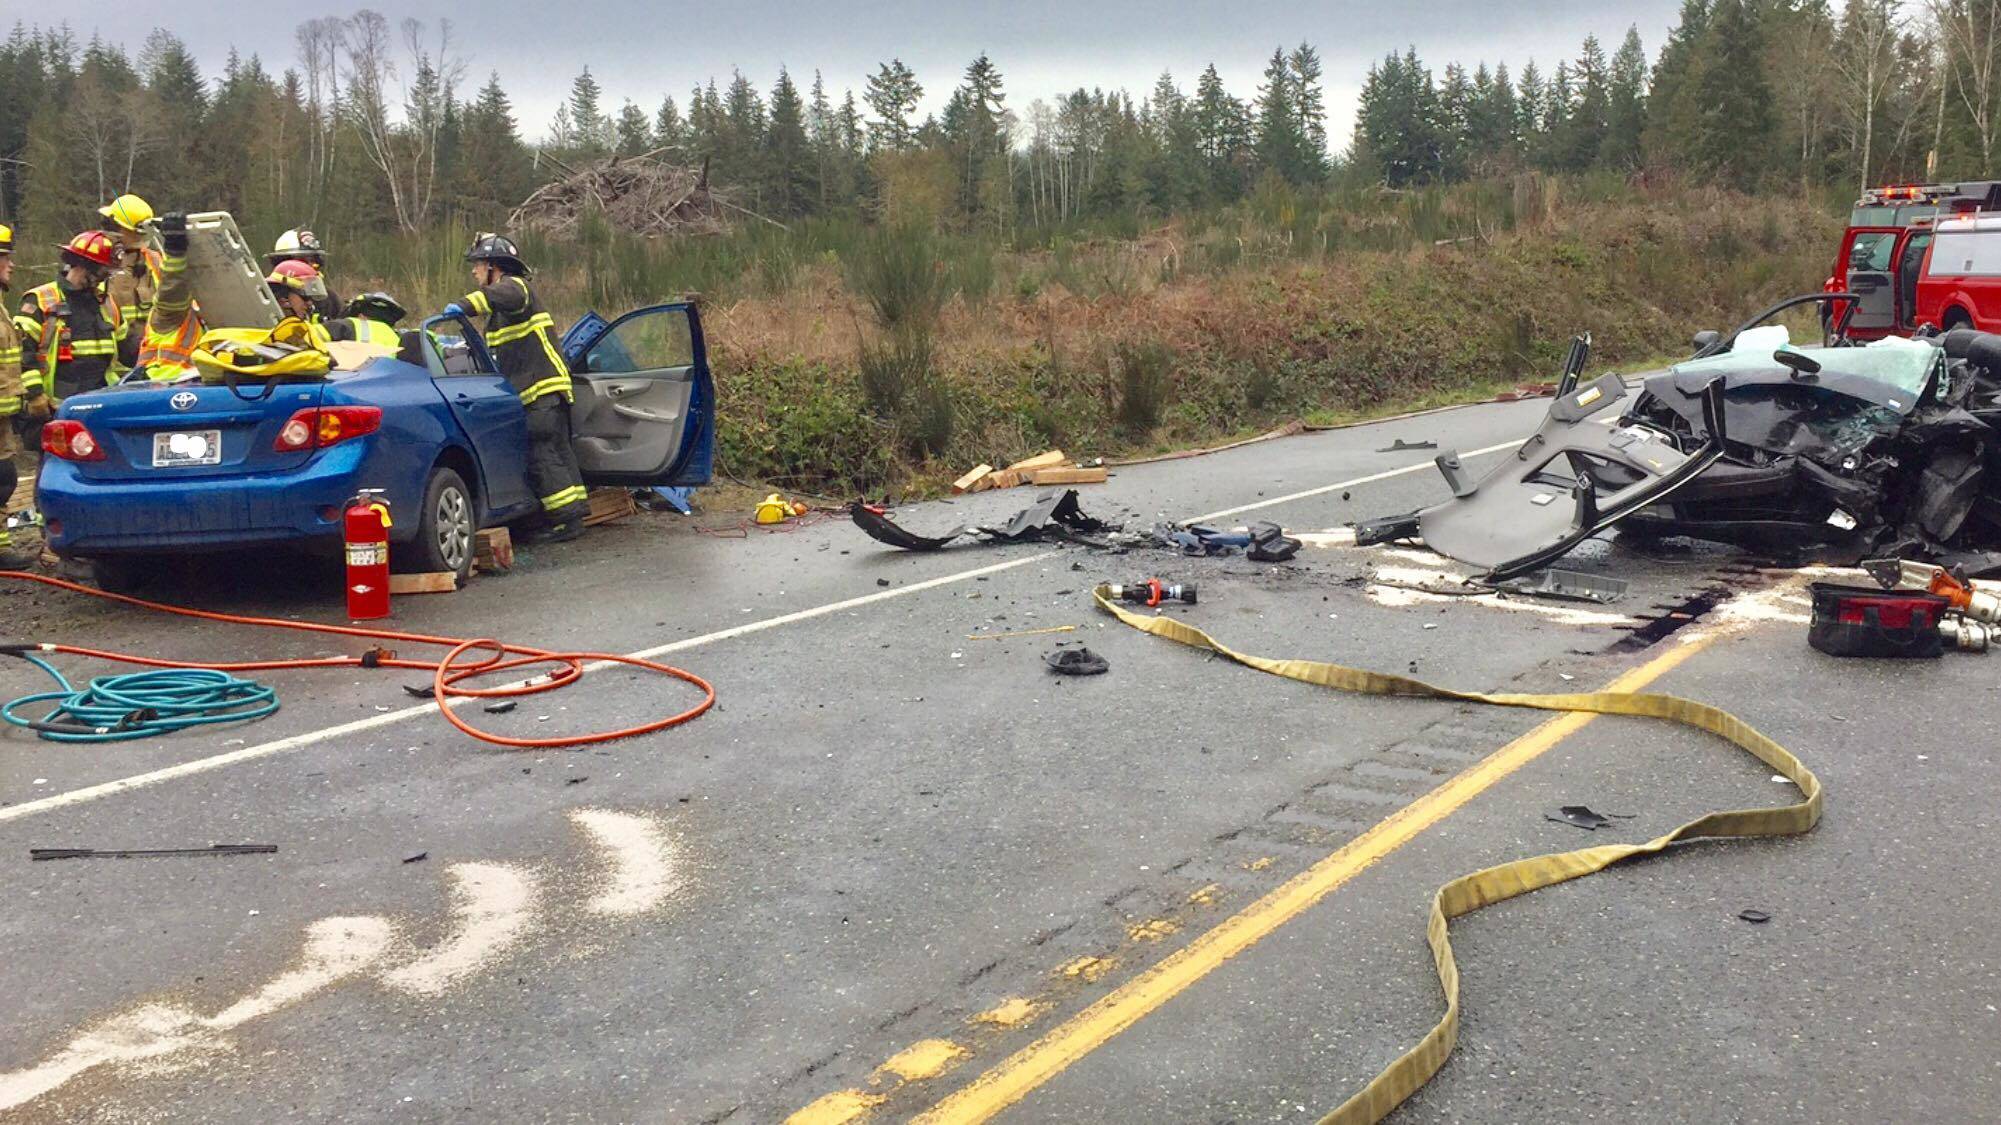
[561,303,715,486]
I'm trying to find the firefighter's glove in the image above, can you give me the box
[159,212,188,256]
[442,303,467,319]
[23,397,50,421]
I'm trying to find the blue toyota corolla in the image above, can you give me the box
[37,303,714,590]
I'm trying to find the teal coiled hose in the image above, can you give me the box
[2,652,279,742]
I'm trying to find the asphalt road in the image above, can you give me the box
[0,395,1994,1125]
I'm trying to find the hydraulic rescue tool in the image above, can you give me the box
[1107,579,1197,607]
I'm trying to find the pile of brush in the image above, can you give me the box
[509,152,771,238]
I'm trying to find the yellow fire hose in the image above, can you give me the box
[1090,586,1822,1125]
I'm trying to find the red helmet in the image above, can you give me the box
[59,230,118,270]
[265,259,328,303]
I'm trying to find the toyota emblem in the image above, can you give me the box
[170,391,197,411]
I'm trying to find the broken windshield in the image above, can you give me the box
[1673,335,1941,403]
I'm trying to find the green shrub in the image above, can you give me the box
[1112,338,1174,435]
[843,223,947,331]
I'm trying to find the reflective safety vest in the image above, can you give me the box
[20,283,129,400]
[462,275,572,405]
[320,316,401,348]
[137,250,204,379]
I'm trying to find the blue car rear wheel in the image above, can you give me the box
[407,468,476,578]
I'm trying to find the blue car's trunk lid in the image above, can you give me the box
[64,381,329,481]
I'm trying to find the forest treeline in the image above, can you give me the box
[2,1,1997,253]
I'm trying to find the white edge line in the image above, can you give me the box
[1182,440,1515,524]
[2,441,1519,824]
[0,551,1057,823]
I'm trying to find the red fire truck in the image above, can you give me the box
[1825,181,2001,339]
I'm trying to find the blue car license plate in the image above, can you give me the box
[152,429,222,468]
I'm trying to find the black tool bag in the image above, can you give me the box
[1807,582,1950,659]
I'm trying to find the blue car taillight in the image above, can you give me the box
[275,406,382,451]
[42,420,107,462]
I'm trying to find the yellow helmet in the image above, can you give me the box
[0,224,12,255]
[98,194,156,233]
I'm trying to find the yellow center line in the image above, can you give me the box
[912,631,1719,1124]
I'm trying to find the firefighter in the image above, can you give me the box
[99,193,160,327]
[343,291,407,332]
[133,211,203,382]
[266,229,343,319]
[0,224,37,567]
[19,231,137,403]
[443,233,586,540]
[264,261,398,346]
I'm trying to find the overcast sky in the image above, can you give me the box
[68,1,1687,151]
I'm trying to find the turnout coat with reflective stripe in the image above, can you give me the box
[19,282,135,400]
[460,275,572,405]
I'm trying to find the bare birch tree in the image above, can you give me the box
[1835,0,1907,192]
[1932,0,2001,167]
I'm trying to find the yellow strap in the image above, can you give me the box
[1087,587,1821,1125]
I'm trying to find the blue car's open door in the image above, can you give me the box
[559,302,714,486]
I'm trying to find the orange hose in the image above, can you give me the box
[1,570,714,748]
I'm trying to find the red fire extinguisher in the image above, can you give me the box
[344,490,392,620]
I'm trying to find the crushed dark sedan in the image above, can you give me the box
[1359,294,2001,578]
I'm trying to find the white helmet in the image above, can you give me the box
[267,228,326,266]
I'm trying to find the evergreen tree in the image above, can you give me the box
[1691,0,1774,188]
[1468,61,1521,170]
[864,59,922,151]
[1533,61,1574,169]
[686,80,723,160]
[1603,27,1648,171]
[140,29,206,197]
[1355,48,1444,185]
[1438,62,1474,179]
[720,69,767,188]
[615,100,651,156]
[1254,47,1307,182]
[1290,43,1329,180]
[763,67,816,217]
[949,53,1008,220]
[1645,0,1712,168]
[1516,59,1546,149]
[564,66,608,153]
[1145,71,1203,211]
[1193,63,1249,200]
[455,71,529,215]
[655,95,683,150]
[1563,35,1609,171]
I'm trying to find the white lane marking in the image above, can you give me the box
[1182,440,1515,524]
[380,862,537,996]
[0,551,1058,824]
[3,437,1524,823]
[1296,530,1357,549]
[569,808,682,916]
[1365,564,1636,627]
[0,916,394,1111]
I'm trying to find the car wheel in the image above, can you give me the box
[409,468,476,579]
[88,556,146,595]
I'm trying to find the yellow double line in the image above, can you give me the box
[905,590,1815,1124]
